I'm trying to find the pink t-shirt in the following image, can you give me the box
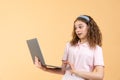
[62,42,104,80]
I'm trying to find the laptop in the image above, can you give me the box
[26,38,61,69]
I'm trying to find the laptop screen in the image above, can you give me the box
[26,38,46,66]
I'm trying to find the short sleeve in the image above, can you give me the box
[94,46,104,66]
[62,42,70,61]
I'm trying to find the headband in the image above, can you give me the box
[78,15,90,22]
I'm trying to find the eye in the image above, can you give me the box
[78,25,83,29]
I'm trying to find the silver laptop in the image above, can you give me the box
[26,38,61,69]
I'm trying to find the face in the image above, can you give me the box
[74,20,88,41]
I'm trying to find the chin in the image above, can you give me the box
[77,35,85,40]
[79,36,83,39]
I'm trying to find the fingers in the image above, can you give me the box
[35,56,39,62]
[67,62,75,72]
[34,56,42,68]
[63,61,74,70]
[67,62,74,70]
[34,56,47,70]
[66,62,76,74]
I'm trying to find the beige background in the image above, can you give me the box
[0,0,120,80]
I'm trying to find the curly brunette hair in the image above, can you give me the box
[70,15,102,48]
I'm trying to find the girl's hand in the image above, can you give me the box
[34,56,42,68]
[34,56,46,70]
[67,62,76,74]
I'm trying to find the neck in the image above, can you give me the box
[80,38,88,44]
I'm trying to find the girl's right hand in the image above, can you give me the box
[34,56,46,70]
[34,56,42,68]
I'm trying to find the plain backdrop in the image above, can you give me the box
[0,0,120,80]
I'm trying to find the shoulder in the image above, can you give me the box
[94,45,103,53]
[65,42,71,47]
[95,45,102,50]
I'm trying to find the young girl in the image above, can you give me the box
[35,15,104,80]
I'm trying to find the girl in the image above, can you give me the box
[35,15,104,80]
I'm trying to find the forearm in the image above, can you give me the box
[35,60,67,75]
[44,67,64,75]
[73,70,104,80]
[42,61,67,75]
[68,62,104,80]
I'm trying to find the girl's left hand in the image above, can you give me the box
[67,62,76,74]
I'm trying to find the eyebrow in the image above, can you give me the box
[75,24,83,27]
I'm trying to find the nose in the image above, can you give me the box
[76,28,81,32]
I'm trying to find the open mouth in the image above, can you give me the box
[77,33,82,36]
